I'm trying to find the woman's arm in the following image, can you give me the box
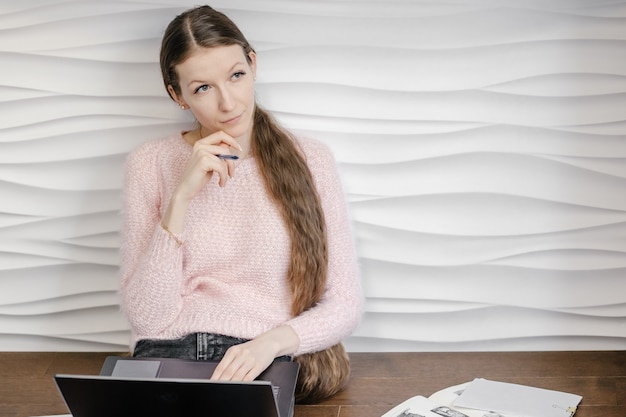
[119,144,187,336]
[120,132,242,337]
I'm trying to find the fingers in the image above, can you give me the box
[188,148,230,188]
[196,130,243,154]
[226,158,236,179]
[212,356,257,382]
[211,344,272,382]
[190,133,240,188]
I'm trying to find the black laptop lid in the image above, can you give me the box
[55,375,279,417]
[56,356,299,417]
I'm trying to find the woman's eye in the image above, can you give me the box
[232,71,245,80]
[194,84,209,94]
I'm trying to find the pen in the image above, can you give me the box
[216,154,239,160]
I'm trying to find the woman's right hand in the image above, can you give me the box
[161,130,242,235]
[177,130,242,199]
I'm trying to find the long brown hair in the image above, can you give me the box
[159,5,327,317]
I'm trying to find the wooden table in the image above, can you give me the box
[1,351,624,417]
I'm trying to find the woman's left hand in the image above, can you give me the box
[210,338,276,381]
[211,325,299,381]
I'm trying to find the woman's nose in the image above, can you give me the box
[218,87,235,112]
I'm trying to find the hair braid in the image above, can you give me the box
[251,107,328,316]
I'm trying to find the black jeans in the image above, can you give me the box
[133,332,292,363]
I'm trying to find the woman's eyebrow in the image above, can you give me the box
[186,62,247,87]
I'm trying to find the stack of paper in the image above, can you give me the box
[453,378,581,417]
[382,378,582,417]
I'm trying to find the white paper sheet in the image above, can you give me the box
[382,395,473,417]
[31,415,72,417]
[453,378,582,417]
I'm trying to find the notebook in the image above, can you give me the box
[54,356,299,417]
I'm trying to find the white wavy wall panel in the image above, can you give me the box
[0,0,624,351]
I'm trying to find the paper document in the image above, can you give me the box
[382,395,471,417]
[31,415,72,417]
[453,378,582,417]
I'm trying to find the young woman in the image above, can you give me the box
[119,5,362,402]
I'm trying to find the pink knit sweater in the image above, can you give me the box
[119,133,362,355]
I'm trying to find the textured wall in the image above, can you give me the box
[0,0,625,351]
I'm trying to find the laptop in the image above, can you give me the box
[54,356,299,417]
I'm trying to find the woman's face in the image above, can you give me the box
[170,45,257,143]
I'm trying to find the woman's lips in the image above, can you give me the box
[222,113,242,124]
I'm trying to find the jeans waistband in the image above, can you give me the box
[133,332,248,361]
[133,332,292,363]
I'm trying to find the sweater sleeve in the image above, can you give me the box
[286,139,363,355]
[118,143,186,337]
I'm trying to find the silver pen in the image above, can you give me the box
[216,154,239,160]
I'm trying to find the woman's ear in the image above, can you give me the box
[167,85,187,109]
[248,51,257,80]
